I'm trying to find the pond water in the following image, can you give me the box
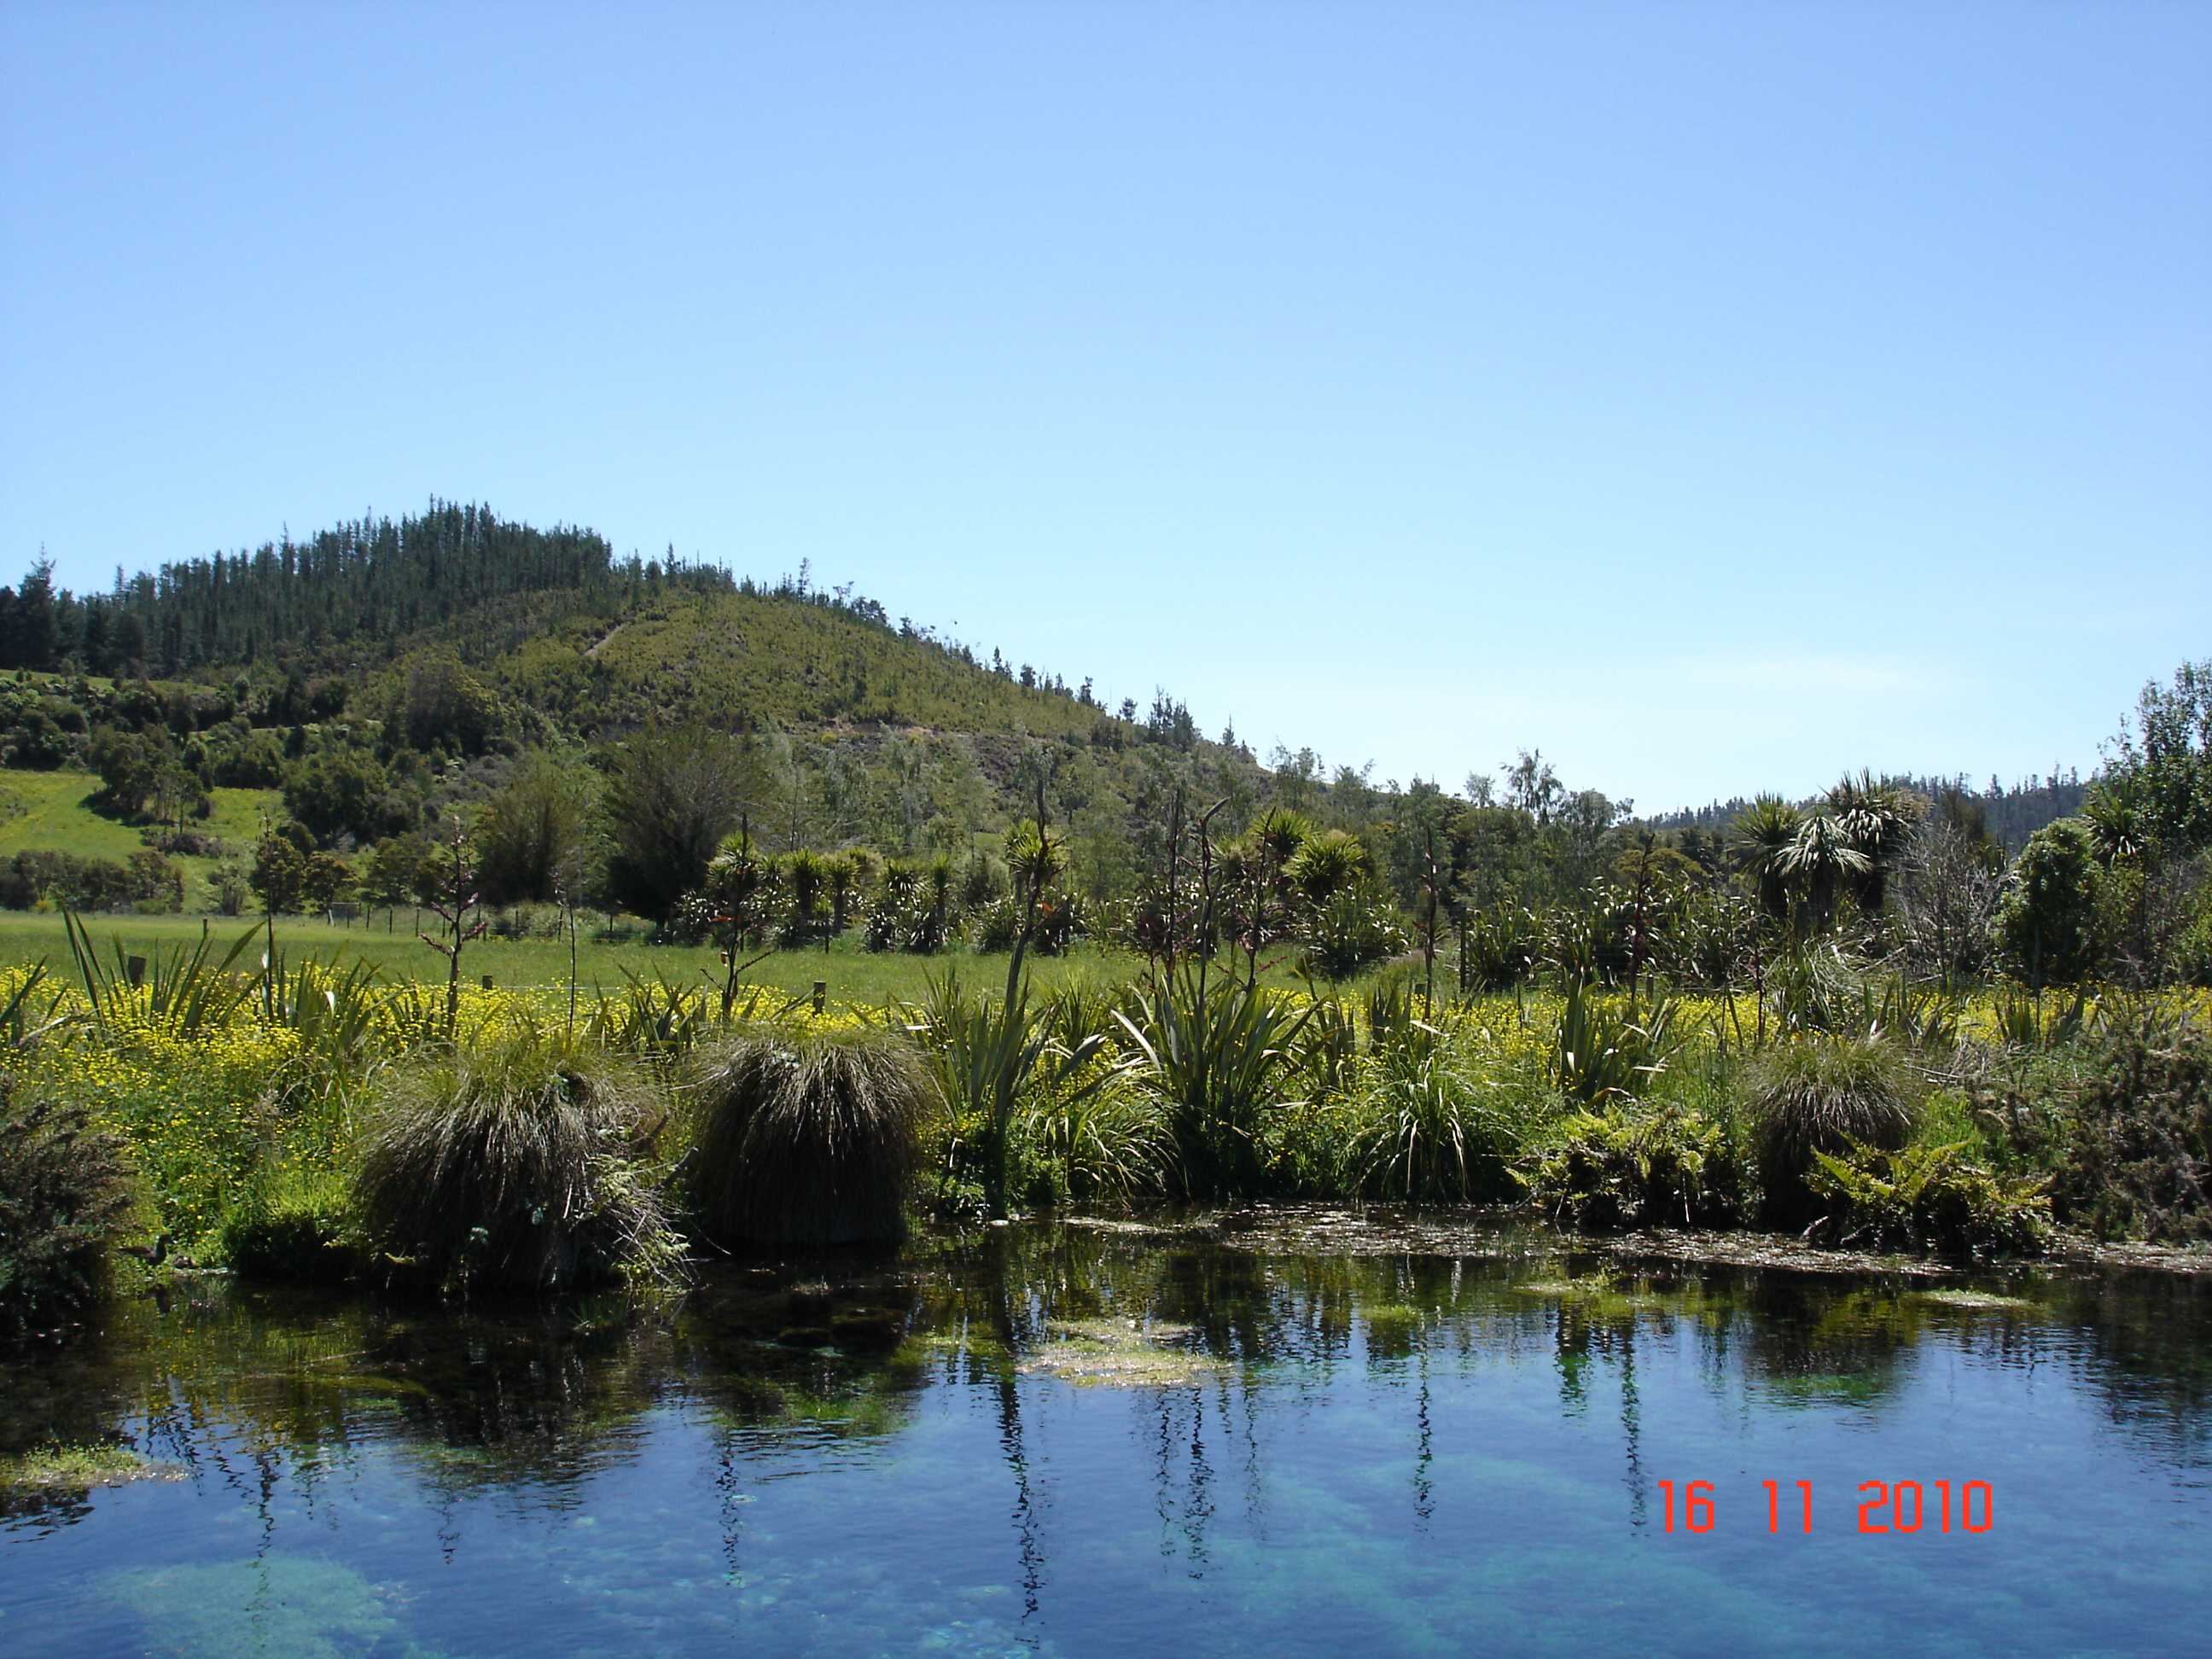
[2,1214,2207,1657]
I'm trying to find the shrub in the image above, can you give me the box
[1302,888,1406,980]
[353,1024,679,1294]
[1748,1038,1918,1221]
[688,1027,935,1246]
[0,849,178,913]
[2054,1011,2211,1243]
[906,972,1125,1215]
[0,1084,137,1338]
[585,969,716,1060]
[969,896,1020,952]
[1804,1141,2052,1259]
[1516,1105,1751,1231]
[1994,818,2107,987]
[867,862,953,953]
[1761,943,1873,1037]
[1458,904,1540,991]
[1988,983,2093,1051]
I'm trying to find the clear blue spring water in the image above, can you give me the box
[2,1216,2206,1657]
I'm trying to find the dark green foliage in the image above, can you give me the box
[281,747,408,845]
[0,504,676,678]
[1995,818,2107,987]
[1990,983,2093,1051]
[1016,1080,1170,1206]
[862,859,955,953]
[251,827,353,924]
[1458,904,1541,991]
[1516,1105,1751,1231]
[2099,659,2212,855]
[687,1028,935,1246]
[907,963,1125,1216]
[0,1083,137,1338]
[779,849,833,946]
[1284,828,1365,907]
[1653,884,1757,988]
[600,727,753,922]
[1759,944,1874,1037]
[1804,1140,2051,1258]
[88,725,205,824]
[1748,1038,1918,1220]
[358,831,432,912]
[1732,795,1802,920]
[1825,771,1918,916]
[474,758,591,905]
[0,848,182,912]
[2053,1011,2212,1243]
[353,1025,679,1294]
[585,969,719,1059]
[387,649,505,756]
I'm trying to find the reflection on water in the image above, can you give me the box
[1,1215,2206,1656]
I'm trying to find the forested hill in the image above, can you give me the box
[0,501,1202,748]
[0,506,1261,903]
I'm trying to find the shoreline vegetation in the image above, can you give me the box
[2,830,2207,1339]
[0,517,2206,1335]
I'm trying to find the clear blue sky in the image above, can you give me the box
[3,3,2205,812]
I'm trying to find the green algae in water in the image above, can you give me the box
[1024,1318,1228,1388]
[0,1441,178,1494]
[1509,1274,1723,1322]
[1510,1278,1592,1297]
[103,1557,415,1659]
[1756,1371,1895,1405]
[1912,1288,2040,1313]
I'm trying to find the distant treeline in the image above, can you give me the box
[1644,772,2089,854]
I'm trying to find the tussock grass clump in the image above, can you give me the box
[354,1023,680,1295]
[1749,1037,1918,1220]
[0,1083,137,1339]
[689,1027,935,1246]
